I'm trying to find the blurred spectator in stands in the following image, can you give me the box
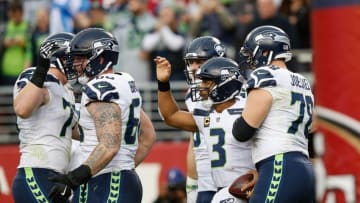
[154,167,187,203]
[0,0,8,23]
[1,0,31,86]
[107,0,129,31]
[246,0,295,46]
[89,0,113,31]
[30,7,49,67]
[280,0,311,48]
[176,2,191,35]
[0,0,7,82]
[166,168,187,203]
[232,0,255,58]
[142,0,186,81]
[188,0,236,58]
[245,0,306,73]
[23,0,49,27]
[112,0,156,82]
[50,0,90,34]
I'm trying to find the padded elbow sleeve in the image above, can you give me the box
[232,116,257,142]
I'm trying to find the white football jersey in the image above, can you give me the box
[246,66,314,163]
[68,103,83,171]
[78,72,142,176]
[185,91,217,192]
[14,67,75,173]
[193,97,255,188]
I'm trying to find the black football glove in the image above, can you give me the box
[48,182,72,203]
[30,41,58,88]
[48,165,92,203]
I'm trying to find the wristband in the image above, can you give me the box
[158,80,170,92]
[30,57,50,88]
[30,72,47,88]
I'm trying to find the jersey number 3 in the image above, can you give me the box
[210,128,226,168]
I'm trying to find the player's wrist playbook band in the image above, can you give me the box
[158,80,170,92]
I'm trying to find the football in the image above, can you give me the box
[228,173,254,200]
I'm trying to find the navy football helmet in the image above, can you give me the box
[190,57,245,104]
[184,36,226,85]
[69,28,119,81]
[240,25,292,68]
[41,32,76,81]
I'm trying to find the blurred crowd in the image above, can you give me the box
[0,0,311,86]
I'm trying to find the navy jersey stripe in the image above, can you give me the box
[193,108,210,116]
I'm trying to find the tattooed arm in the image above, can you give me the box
[84,101,122,175]
[134,109,156,167]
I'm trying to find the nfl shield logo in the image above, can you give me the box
[204,117,210,127]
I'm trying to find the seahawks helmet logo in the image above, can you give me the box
[255,32,276,42]
[214,44,225,57]
[93,39,118,52]
[255,31,290,46]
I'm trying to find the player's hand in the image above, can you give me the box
[48,173,75,203]
[39,41,59,59]
[154,56,172,82]
[48,182,72,203]
[30,41,59,88]
[48,164,91,202]
[38,40,59,72]
[241,169,258,199]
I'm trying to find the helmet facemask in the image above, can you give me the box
[84,39,119,78]
[239,46,255,69]
[190,81,212,103]
[71,39,119,85]
[183,36,226,85]
[50,45,78,83]
[184,57,207,85]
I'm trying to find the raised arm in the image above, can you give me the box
[14,82,49,118]
[13,40,56,118]
[155,56,198,132]
[134,109,156,167]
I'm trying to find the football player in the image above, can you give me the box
[183,36,226,203]
[12,32,77,203]
[156,56,256,203]
[232,25,315,202]
[47,28,154,203]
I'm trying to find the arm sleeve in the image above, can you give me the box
[232,116,257,142]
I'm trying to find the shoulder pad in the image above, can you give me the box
[84,79,119,102]
[246,66,277,90]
